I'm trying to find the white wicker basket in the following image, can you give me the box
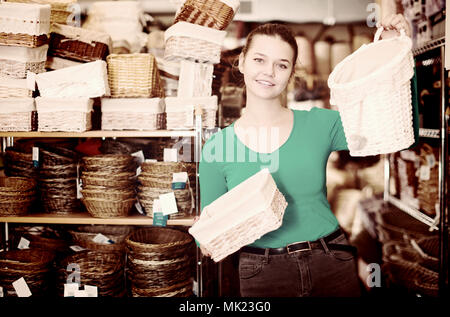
[0,76,33,98]
[101,97,165,131]
[164,22,226,64]
[36,60,110,98]
[0,45,48,78]
[165,96,217,130]
[178,60,213,98]
[0,98,35,131]
[189,168,288,262]
[0,2,51,36]
[35,97,93,132]
[328,27,415,156]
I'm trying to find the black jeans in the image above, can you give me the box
[239,230,362,297]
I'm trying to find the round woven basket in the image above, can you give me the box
[0,177,36,192]
[56,250,126,297]
[138,174,172,188]
[82,197,135,218]
[81,175,136,188]
[24,233,70,253]
[81,154,135,168]
[39,163,78,178]
[81,188,135,200]
[140,161,187,174]
[131,279,193,297]
[69,225,132,252]
[0,176,36,216]
[0,249,54,271]
[39,147,78,166]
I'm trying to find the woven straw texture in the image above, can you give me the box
[48,33,110,63]
[164,35,221,64]
[5,0,76,25]
[0,111,34,131]
[174,0,235,30]
[126,228,195,297]
[0,59,45,78]
[106,53,164,98]
[328,28,415,156]
[0,176,37,216]
[56,250,126,297]
[0,85,33,98]
[38,110,92,132]
[0,33,48,48]
[102,112,165,131]
[69,225,132,253]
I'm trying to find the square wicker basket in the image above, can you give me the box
[0,45,48,78]
[106,53,164,98]
[6,0,77,26]
[189,168,288,262]
[0,76,34,98]
[0,98,36,131]
[36,97,93,132]
[101,97,165,131]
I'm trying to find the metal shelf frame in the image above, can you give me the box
[383,41,448,296]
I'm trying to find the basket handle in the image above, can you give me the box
[373,26,406,42]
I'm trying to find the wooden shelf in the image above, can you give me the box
[0,130,196,138]
[0,213,194,226]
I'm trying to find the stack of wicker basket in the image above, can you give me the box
[0,249,54,297]
[126,227,195,297]
[38,146,80,214]
[80,154,137,218]
[0,177,37,216]
[69,225,132,253]
[3,147,39,179]
[56,250,126,297]
[137,161,193,219]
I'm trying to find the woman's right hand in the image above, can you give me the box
[193,216,212,257]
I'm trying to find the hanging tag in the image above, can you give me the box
[84,285,98,297]
[153,212,168,227]
[425,154,436,168]
[64,283,79,297]
[419,165,431,181]
[132,150,145,176]
[164,148,178,162]
[0,286,3,297]
[18,237,30,250]
[172,172,188,189]
[159,192,178,216]
[92,233,114,244]
[135,200,145,215]
[12,277,32,297]
[32,147,39,168]
[70,245,86,252]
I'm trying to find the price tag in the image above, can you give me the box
[70,245,86,252]
[172,172,188,189]
[84,285,98,297]
[74,289,88,297]
[0,286,4,298]
[419,165,431,181]
[135,200,145,215]
[92,233,114,245]
[77,178,83,199]
[32,147,39,168]
[12,277,32,297]
[153,212,168,227]
[426,154,436,168]
[18,237,30,250]
[163,148,178,162]
[132,150,145,176]
[64,283,79,297]
[159,192,178,216]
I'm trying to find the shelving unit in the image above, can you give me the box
[383,37,449,295]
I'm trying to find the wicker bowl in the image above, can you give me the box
[82,197,136,218]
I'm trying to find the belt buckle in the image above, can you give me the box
[286,241,311,254]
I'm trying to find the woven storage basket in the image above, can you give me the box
[126,227,195,297]
[23,232,69,252]
[0,98,36,132]
[56,250,126,297]
[3,147,38,178]
[106,53,163,98]
[101,97,165,131]
[131,279,193,297]
[81,154,136,172]
[174,0,238,30]
[189,168,288,262]
[328,27,415,156]
[39,145,79,166]
[82,197,135,218]
[138,187,192,218]
[165,95,218,130]
[0,45,48,78]
[69,225,132,252]
[0,76,33,98]
[0,177,36,216]
[164,22,226,64]
[36,97,93,132]
[81,188,135,200]
[6,0,77,26]
[0,2,50,48]
[140,161,187,174]
[36,60,110,98]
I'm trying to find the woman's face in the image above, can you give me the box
[239,34,294,101]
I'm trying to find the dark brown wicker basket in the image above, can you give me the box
[48,33,110,63]
[69,225,132,252]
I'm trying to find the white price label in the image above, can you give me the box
[12,277,32,297]
[70,245,86,252]
[163,148,178,162]
[153,199,162,217]
[74,289,88,297]
[419,165,431,181]
[64,283,79,297]
[18,237,30,250]
[84,285,98,297]
[131,150,145,166]
[92,233,113,245]
[159,192,178,216]
[173,172,188,183]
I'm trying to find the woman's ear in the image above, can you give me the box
[238,53,244,74]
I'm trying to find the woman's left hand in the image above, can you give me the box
[378,13,412,39]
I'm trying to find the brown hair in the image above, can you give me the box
[242,23,298,74]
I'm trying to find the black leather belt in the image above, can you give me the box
[241,228,357,255]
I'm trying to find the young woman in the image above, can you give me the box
[198,15,412,297]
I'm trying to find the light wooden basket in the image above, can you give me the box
[0,98,36,132]
[106,53,164,98]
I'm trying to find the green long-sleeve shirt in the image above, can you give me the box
[199,74,418,248]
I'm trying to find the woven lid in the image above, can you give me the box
[164,22,226,46]
[51,23,113,51]
[101,97,164,113]
[0,98,35,113]
[35,97,93,112]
